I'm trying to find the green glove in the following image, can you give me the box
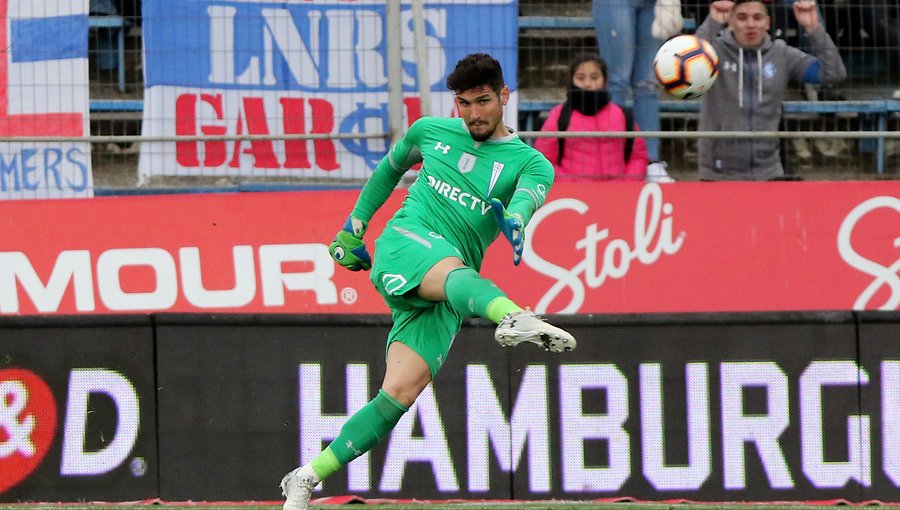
[490,198,525,266]
[329,216,371,271]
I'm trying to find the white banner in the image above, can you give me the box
[138,0,519,181]
[0,0,93,199]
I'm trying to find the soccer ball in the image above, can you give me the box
[653,34,719,100]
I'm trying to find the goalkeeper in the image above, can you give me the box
[280,53,576,510]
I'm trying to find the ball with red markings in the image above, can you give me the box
[653,34,719,100]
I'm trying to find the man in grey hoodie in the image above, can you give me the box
[696,0,846,180]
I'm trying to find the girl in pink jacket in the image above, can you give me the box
[535,55,649,181]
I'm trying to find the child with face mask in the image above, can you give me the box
[534,55,650,182]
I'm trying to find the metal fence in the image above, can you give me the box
[84,0,900,190]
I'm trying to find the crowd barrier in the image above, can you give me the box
[518,99,900,175]
[2,311,899,503]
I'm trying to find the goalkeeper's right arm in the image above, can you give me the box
[350,120,426,223]
[329,119,426,271]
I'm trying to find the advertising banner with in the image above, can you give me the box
[150,313,900,502]
[0,181,896,316]
[0,317,157,502]
[0,0,93,199]
[137,0,519,181]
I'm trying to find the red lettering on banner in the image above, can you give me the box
[309,99,338,170]
[281,97,310,169]
[229,97,279,168]
[174,93,339,171]
[175,93,228,167]
[280,98,338,171]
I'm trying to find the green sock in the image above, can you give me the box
[445,267,519,321]
[310,389,408,480]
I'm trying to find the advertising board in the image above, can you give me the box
[150,313,900,502]
[0,317,157,501]
[0,182,896,315]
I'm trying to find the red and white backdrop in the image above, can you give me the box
[0,181,897,315]
[0,0,92,199]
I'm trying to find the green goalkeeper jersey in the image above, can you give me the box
[351,116,554,270]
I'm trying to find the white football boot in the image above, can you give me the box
[280,465,319,510]
[495,310,576,353]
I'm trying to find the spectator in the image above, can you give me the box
[696,0,846,180]
[768,0,840,102]
[534,55,649,181]
[592,0,682,168]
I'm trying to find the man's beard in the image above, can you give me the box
[468,120,494,142]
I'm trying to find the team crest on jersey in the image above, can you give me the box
[458,152,477,173]
[488,162,504,195]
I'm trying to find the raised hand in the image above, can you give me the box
[709,0,734,24]
[793,0,821,32]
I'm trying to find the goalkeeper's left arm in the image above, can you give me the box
[491,154,554,266]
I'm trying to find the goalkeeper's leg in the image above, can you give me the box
[419,257,520,322]
[281,342,425,510]
[422,257,576,352]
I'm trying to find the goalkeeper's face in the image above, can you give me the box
[455,85,510,142]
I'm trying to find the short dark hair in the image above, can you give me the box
[569,54,607,83]
[733,0,770,14]
[446,53,505,95]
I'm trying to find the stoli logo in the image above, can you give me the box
[0,369,57,494]
[837,195,900,310]
[525,183,685,313]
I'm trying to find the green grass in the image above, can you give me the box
[0,504,871,510]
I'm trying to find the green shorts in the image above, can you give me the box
[370,220,465,377]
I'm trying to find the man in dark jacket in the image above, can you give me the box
[696,0,846,180]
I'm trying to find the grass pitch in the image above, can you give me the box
[0,503,874,510]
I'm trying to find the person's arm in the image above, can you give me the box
[349,119,426,222]
[533,105,563,169]
[507,154,554,226]
[793,0,821,33]
[328,118,426,271]
[793,1,847,86]
[696,0,732,40]
[490,153,554,265]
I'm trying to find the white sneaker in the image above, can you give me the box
[280,465,319,510]
[495,310,576,353]
[645,161,675,183]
